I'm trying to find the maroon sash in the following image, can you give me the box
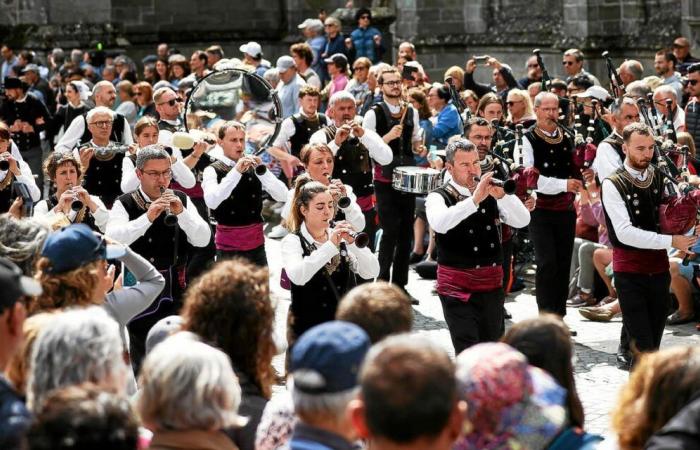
[356,194,375,212]
[215,223,264,251]
[613,247,669,275]
[437,264,503,302]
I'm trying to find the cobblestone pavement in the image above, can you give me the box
[264,238,700,435]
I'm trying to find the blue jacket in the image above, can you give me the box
[431,103,462,146]
[309,36,327,81]
[0,377,31,450]
[350,27,384,64]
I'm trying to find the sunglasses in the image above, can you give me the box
[506,101,522,106]
[158,98,181,107]
[689,79,699,86]
[562,61,575,66]
[360,15,370,19]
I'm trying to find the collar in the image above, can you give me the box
[449,178,473,197]
[217,152,236,167]
[535,125,558,137]
[384,100,402,113]
[162,117,181,126]
[139,186,159,202]
[299,109,318,120]
[623,162,648,181]
[90,139,111,148]
[301,222,331,245]
[292,423,354,450]
[14,94,27,103]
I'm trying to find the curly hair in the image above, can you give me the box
[0,214,48,276]
[612,346,700,450]
[43,151,82,182]
[182,258,276,399]
[30,257,101,314]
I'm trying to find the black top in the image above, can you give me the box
[0,172,15,214]
[79,112,127,146]
[323,125,374,197]
[0,95,51,152]
[209,160,264,226]
[371,102,415,180]
[46,194,99,231]
[81,142,125,207]
[525,126,576,206]
[47,103,89,143]
[290,113,326,157]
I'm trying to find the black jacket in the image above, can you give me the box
[0,376,31,450]
[646,394,700,449]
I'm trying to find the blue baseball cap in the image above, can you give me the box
[291,321,370,394]
[40,224,126,274]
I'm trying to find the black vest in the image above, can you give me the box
[46,194,98,231]
[81,141,125,207]
[601,133,625,163]
[289,232,351,338]
[290,113,326,157]
[323,126,374,197]
[79,113,127,145]
[0,173,15,213]
[158,120,180,134]
[209,160,264,226]
[371,102,415,179]
[686,101,700,153]
[433,184,503,269]
[118,189,190,270]
[602,168,665,251]
[526,126,575,204]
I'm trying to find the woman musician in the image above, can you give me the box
[281,177,379,341]
[281,143,365,231]
[34,151,109,232]
[120,116,196,193]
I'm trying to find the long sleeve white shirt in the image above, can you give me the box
[281,183,365,231]
[592,132,624,181]
[362,104,422,143]
[120,151,196,193]
[106,187,211,247]
[201,153,288,209]
[56,114,133,152]
[426,179,531,234]
[522,129,569,195]
[281,222,379,285]
[601,163,673,250]
[33,194,110,232]
[0,146,40,201]
[309,118,393,166]
[272,111,331,152]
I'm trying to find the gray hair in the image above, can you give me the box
[263,68,280,87]
[137,332,247,431]
[0,214,49,276]
[329,90,356,108]
[445,138,476,164]
[369,63,392,78]
[564,48,584,62]
[622,60,644,81]
[27,307,127,411]
[51,48,65,65]
[533,91,558,108]
[291,380,359,421]
[136,145,171,170]
[611,96,638,117]
[86,106,114,124]
[653,84,677,101]
[625,80,651,99]
[92,80,115,98]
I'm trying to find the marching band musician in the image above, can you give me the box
[426,139,529,353]
[592,97,640,181]
[121,116,196,193]
[72,106,129,208]
[281,143,365,231]
[310,90,392,251]
[201,120,288,266]
[33,152,109,232]
[0,121,40,214]
[522,92,582,319]
[601,123,697,362]
[362,67,425,300]
[106,145,210,370]
[281,177,379,340]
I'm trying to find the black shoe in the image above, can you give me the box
[616,349,632,371]
[410,295,420,305]
[408,251,425,265]
[503,307,512,319]
[567,325,578,337]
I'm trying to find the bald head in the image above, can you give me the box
[93,81,116,108]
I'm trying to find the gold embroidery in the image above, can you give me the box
[617,167,655,189]
[0,171,14,191]
[211,160,232,174]
[130,191,150,211]
[533,126,564,145]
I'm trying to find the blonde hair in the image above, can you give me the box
[137,332,247,431]
[284,174,329,232]
[30,258,101,314]
[6,312,57,395]
[506,89,534,122]
[444,65,464,83]
[677,131,697,158]
[299,143,333,166]
[643,75,663,91]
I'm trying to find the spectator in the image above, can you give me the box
[0,257,40,449]
[464,56,519,103]
[619,60,644,86]
[143,64,157,85]
[476,92,505,124]
[182,259,277,450]
[518,55,543,89]
[102,64,119,84]
[240,41,269,77]
[398,41,418,61]
[562,48,600,85]
[290,42,321,89]
[336,281,413,343]
[349,8,385,64]
[276,56,307,119]
[289,321,370,450]
[359,63,389,115]
[612,346,700,450]
[155,57,169,83]
[27,306,128,411]
[206,45,225,68]
[348,334,461,450]
[187,50,210,82]
[408,88,434,151]
[324,53,350,100]
[322,17,353,79]
[673,36,700,76]
[5,312,54,399]
[502,314,585,428]
[444,65,465,91]
[168,54,190,88]
[297,18,326,79]
[428,84,461,147]
[27,384,140,450]
[0,214,48,275]
[454,342,602,449]
[137,332,246,449]
[347,57,372,109]
[134,81,157,120]
[1,45,17,80]
[505,88,536,128]
[115,80,137,127]
[21,64,54,111]
[460,89,479,116]
[655,48,684,106]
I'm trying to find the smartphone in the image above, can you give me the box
[402,65,418,81]
[473,55,489,64]
[12,181,34,217]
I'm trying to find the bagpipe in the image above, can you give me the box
[487,122,540,201]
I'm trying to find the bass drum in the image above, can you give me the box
[183,67,283,157]
[392,166,442,194]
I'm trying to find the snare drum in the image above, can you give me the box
[392,166,442,194]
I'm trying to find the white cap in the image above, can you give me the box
[576,85,611,102]
[240,41,262,58]
[276,55,296,73]
[298,18,323,30]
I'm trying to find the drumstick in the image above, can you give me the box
[399,101,409,126]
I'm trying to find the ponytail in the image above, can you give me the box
[285,174,328,232]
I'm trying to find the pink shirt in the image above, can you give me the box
[329,74,349,97]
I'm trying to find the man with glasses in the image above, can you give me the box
[349,8,384,64]
[561,49,600,85]
[57,80,133,153]
[672,37,700,76]
[107,145,210,367]
[653,85,685,132]
[684,63,700,151]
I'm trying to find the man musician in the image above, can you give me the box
[106,145,210,370]
[426,139,529,353]
[0,121,40,215]
[202,120,288,266]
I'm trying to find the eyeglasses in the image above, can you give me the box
[506,101,522,106]
[158,98,181,107]
[353,66,368,71]
[527,63,540,68]
[360,15,370,19]
[689,79,699,86]
[382,80,401,86]
[562,61,575,66]
[143,169,172,178]
[324,24,336,28]
[89,120,113,128]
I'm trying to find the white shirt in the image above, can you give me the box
[522,127,569,195]
[601,163,673,250]
[56,114,134,152]
[271,110,330,152]
[106,187,211,247]
[592,131,623,181]
[33,194,110,232]
[426,178,530,234]
[363,103,422,144]
[281,221,379,285]
[120,151,196,193]
[201,153,288,209]
[0,142,40,201]
[281,183,366,231]
[156,118,183,147]
[655,108,686,132]
[309,119,393,166]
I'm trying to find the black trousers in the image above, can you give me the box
[362,206,378,252]
[188,197,216,281]
[615,271,671,355]
[502,238,514,292]
[217,244,268,267]
[439,289,505,355]
[375,181,415,288]
[529,209,577,316]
